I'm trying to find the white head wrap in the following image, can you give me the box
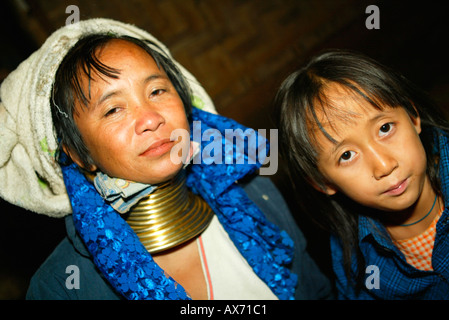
[0,18,216,217]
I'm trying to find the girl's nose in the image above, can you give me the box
[369,145,398,180]
[134,105,165,134]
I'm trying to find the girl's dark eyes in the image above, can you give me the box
[338,122,395,164]
[341,151,352,161]
[379,122,394,137]
[339,150,356,163]
[380,123,391,133]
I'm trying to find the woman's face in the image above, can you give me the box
[70,39,190,184]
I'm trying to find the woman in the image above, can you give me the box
[0,18,332,300]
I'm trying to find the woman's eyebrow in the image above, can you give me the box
[95,74,169,108]
[97,90,121,107]
[143,73,169,85]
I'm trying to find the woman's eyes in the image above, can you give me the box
[104,107,120,117]
[102,89,168,118]
[150,88,166,97]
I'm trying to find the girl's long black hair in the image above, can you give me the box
[273,49,449,288]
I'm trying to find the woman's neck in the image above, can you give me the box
[125,170,214,253]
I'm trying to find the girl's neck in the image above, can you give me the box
[384,178,441,241]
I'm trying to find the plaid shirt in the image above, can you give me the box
[331,129,449,299]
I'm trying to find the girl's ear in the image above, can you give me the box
[310,180,338,196]
[409,105,422,134]
[62,145,97,172]
[410,113,422,135]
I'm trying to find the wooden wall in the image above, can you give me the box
[1,0,448,299]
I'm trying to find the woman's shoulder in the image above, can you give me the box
[26,223,121,300]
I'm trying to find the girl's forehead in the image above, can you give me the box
[307,83,393,145]
[310,84,374,129]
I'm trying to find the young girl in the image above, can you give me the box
[273,49,449,299]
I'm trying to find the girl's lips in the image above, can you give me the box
[383,178,409,196]
[140,139,174,157]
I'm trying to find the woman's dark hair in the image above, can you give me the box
[273,49,449,288]
[51,33,192,169]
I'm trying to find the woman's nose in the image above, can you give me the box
[134,105,165,134]
[369,145,398,180]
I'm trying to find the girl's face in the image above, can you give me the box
[69,39,190,184]
[313,84,432,213]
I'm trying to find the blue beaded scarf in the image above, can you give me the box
[61,107,297,300]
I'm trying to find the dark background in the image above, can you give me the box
[1,0,448,299]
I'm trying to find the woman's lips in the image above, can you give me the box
[140,138,174,157]
[383,178,409,196]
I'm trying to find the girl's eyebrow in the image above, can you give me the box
[329,112,391,155]
[331,139,346,156]
[369,112,388,124]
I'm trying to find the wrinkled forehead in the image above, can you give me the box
[73,39,162,110]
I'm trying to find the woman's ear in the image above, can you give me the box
[62,145,97,172]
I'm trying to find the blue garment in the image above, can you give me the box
[332,129,449,299]
[61,107,296,300]
[26,175,332,300]
[27,107,333,300]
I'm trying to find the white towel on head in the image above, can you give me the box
[0,18,217,217]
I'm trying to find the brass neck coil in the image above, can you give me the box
[126,170,214,254]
